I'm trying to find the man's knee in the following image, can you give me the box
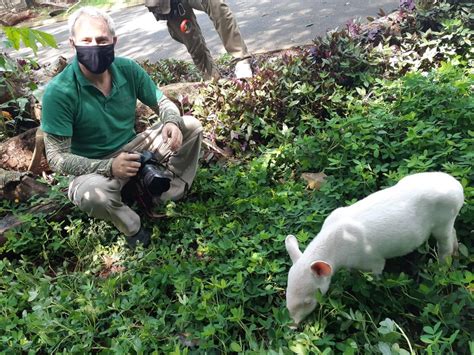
[78,185,112,216]
[70,177,141,236]
[197,0,226,14]
[70,178,121,216]
[182,115,203,135]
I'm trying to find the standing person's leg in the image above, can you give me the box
[187,0,250,61]
[187,0,252,78]
[166,3,220,79]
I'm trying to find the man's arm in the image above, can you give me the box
[44,132,113,177]
[132,58,183,128]
[133,58,185,151]
[149,94,184,129]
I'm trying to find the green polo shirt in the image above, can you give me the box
[41,56,163,159]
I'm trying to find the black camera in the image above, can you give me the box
[138,150,171,197]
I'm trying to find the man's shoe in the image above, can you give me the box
[234,60,253,79]
[126,227,151,249]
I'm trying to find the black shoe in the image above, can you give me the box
[126,227,151,249]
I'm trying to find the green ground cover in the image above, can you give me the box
[1,1,473,353]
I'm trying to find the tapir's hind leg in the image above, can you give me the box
[371,258,386,277]
[432,222,458,261]
[451,228,459,256]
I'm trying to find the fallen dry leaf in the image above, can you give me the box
[301,172,327,190]
[99,255,126,279]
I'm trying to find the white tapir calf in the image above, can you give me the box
[285,172,464,325]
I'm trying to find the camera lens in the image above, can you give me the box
[141,164,171,196]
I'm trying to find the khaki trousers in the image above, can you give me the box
[68,116,203,237]
[167,0,250,79]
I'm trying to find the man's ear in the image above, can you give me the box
[113,36,118,46]
[69,37,75,49]
[310,260,332,277]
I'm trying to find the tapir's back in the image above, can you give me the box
[340,172,462,217]
[323,172,464,259]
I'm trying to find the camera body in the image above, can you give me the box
[138,151,171,197]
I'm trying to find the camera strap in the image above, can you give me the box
[149,162,191,200]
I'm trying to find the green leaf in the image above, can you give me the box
[420,335,433,344]
[289,343,308,355]
[423,326,434,334]
[35,29,58,48]
[230,342,242,352]
[3,26,21,49]
[377,342,392,355]
[1,26,57,54]
[28,289,38,302]
[202,324,216,337]
[26,28,38,54]
[355,87,366,96]
[458,243,468,257]
[378,318,396,335]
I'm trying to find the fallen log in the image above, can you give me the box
[0,198,72,245]
[161,82,203,107]
[0,127,49,173]
[27,127,45,172]
[0,168,49,202]
[38,1,69,9]
[0,9,34,26]
[0,168,58,245]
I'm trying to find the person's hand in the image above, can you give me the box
[112,152,141,178]
[162,122,183,152]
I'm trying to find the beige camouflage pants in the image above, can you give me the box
[68,116,202,236]
[166,0,250,79]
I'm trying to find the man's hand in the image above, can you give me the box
[162,122,183,152]
[112,152,141,178]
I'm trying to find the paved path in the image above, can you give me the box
[18,0,399,65]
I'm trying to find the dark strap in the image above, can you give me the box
[148,0,186,21]
[121,178,165,219]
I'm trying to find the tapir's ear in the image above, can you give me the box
[285,235,302,264]
[310,260,333,277]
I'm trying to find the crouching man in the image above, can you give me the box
[41,7,202,248]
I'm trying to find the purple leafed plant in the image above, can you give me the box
[346,20,361,37]
[367,28,381,42]
[400,0,416,12]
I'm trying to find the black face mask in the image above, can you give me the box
[75,43,115,74]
